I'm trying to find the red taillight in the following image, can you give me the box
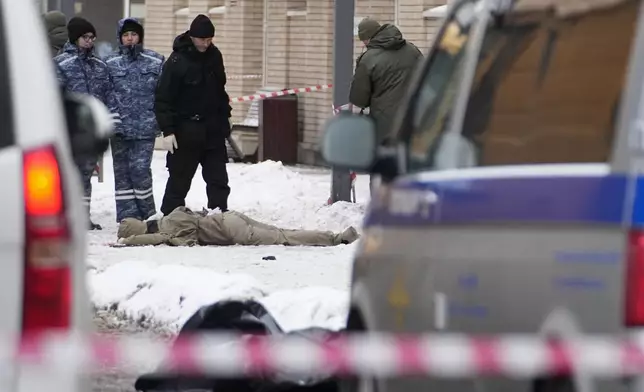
[21,145,71,334]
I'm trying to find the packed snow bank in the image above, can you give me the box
[221,160,366,232]
[89,260,350,333]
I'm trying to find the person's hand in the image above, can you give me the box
[163,134,178,154]
[109,112,122,126]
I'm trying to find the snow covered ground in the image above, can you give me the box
[87,150,370,334]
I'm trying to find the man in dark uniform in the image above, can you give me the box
[155,14,232,215]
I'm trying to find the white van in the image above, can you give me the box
[1,1,112,390]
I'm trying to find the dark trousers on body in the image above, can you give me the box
[111,136,156,222]
[161,119,230,215]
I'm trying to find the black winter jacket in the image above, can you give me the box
[154,32,232,137]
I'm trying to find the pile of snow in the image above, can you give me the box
[89,261,349,333]
[225,160,366,232]
[87,151,369,333]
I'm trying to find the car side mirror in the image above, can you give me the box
[63,92,114,162]
[321,113,377,171]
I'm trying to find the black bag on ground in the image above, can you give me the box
[134,299,342,392]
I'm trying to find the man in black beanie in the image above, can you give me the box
[54,16,120,230]
[155,14,232,216]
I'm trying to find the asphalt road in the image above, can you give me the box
[91,311,173,392]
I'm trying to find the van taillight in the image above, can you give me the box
[21,145,71,334]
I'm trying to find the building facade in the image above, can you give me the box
[143,0,448,164]
[42,0,447,165]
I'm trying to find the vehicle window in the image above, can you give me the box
[0,5,14,148]
[407,0,638,171]
[405,2,476,172]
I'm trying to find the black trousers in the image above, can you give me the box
[161,120,230,215]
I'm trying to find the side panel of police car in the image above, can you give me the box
[2,1,94,391]
[349,1,644,392]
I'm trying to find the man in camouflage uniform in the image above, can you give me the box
[116,207,359,247]
[54,17,120,230]
[105,18,164,222]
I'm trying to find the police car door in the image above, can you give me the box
[380,0,482,335]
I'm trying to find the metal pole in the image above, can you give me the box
[330,0,355,203]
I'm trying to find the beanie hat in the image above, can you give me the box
[189,14,215,38]
[67,16,96,44]
[358,18,381,41]
[120,19,144,44]
[117,218,147,239]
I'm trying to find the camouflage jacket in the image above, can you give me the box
[104,18,164,140]
[54,42,118,115]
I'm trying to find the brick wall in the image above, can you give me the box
[298,1,333,164]
[422,0,448,50]
[218,0,263,124]
[354,0,395,62]
[263,0,334,164]
[144,0,446,165]
[146,0,180,56]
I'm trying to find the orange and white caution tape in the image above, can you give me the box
[230,84,333,103]
[8,330,644,377]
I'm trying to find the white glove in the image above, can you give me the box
[163,134,178,154]
[109,112,122,126]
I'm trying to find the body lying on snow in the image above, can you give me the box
[116,206,359,247]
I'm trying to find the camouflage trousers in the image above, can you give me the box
[111,136,156,222]
[76,155,98,218]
